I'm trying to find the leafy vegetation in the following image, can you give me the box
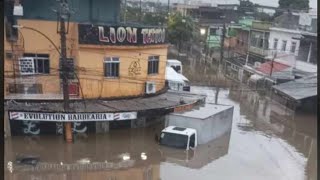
[167,12,196,51]
[278,0,309,10]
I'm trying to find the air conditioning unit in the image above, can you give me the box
[254,62,261,68]
[145,81,156,94]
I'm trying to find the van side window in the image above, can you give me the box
[189,134,195,148]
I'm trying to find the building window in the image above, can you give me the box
[258,38,264,48]
[273,38,278,50]
[231,64,238,71]
[19,54,50,75]
[104,57,119,77]
[291,41,297,53]
[250,31,264,48]
[281,40,287,51]
[148,56,159,74]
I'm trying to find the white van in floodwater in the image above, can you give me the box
[159,103,234,150]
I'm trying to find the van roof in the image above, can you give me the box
[167,59,182,64]
[162,126,196,136]
[170,103,233,119]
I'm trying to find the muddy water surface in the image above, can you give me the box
[4,86,317,180]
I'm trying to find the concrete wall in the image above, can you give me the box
[166,106,234,144]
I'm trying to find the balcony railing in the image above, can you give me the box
[249,46,269,56]
[252,21,272,31]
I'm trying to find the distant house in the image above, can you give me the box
[269,27,302,56]
[226,17,253,56]
[272,75,317,112]
[255,61,294,81]
[224,56,246,82]
[273,11,317,64]
[217,4,239,11]
[247,21,272,65]
[242,60,294,90]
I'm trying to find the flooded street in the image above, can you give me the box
[4,86,317,180]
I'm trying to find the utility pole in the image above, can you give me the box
[58,0,72,143]
[124,0,127,23]
[139,0,142,22]
[220,23,226,65]
[270,52,277,77]
[167,0,170,15]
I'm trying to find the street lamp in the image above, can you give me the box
[12,25,61,55]
[200,28,206,35]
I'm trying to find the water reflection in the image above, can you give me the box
[229,86,317,180]
[161,131,231,169]
[5,118,232,180]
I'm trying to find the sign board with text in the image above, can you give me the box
[9,111,137,122]
[78,24,166,46]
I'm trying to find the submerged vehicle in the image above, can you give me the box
[159,126,197,150]
[158,103,234,169]
[15,155,40,166]
[159,103,234,150]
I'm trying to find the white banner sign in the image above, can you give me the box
[9,111,137,122]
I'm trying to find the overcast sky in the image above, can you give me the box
[160,0,317,9]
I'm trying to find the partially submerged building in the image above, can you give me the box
[272,75,317,112]
[4,0,205,136]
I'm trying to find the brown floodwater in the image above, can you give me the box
[4,86,317,180]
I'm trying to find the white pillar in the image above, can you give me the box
[307,42,312,63]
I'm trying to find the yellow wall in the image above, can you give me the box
[4,19,168,99]
[4,19,78,96]
[78,45,167,98]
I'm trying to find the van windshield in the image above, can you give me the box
[171,65,181,73]
[159,132,188,149]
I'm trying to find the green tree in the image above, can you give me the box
[167,12,195,52]
[278,0,309,10]
[239,0,255,13]
[142,12,167,26]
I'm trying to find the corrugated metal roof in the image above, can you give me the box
[272,75,317,100]
[5,91,206,113]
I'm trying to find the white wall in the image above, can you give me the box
[269,29,301,56]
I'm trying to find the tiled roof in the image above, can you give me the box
[256,61,290,75]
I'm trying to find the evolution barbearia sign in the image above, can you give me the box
[78,24,166,45]
[9,111,137,122]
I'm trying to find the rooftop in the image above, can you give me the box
[162,126,196,136]
[170,103,233,119]
[273,75,317,100]
[5,91,206,113]
[167,59,182,65]
[256,61,291,75]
